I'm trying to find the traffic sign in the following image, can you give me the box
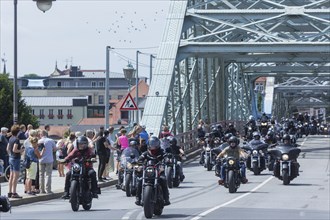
[120,93,138,110]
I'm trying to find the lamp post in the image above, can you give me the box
[123,63,135,125]
[135,50,141,124]
[13,0,55,124]
[105,46,112,129]
[149,54,155,84]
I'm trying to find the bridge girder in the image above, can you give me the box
[141,0,330,136]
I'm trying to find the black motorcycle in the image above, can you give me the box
[269,145,301,185]
[242,142,269,175]
[67,157,99,211]
[164,152,181,188]
[141,160,165,219]
[122,155,139,197]
[203,144,216,171]
[221,156,242,193]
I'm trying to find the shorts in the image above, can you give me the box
[26,162,38,180]
[116,151,122,162]
[9,157,21,172]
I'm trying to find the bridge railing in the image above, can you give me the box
[175,120,246,153]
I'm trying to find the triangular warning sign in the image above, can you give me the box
[120,93,138,110]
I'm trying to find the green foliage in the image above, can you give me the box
[0,73,39,128]
[23,73,39,78]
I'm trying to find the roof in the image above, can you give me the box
[24,96,88,107]
[50,71,125,79]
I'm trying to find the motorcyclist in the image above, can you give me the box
[213,133,232,177]
[60,136,98,199]
[116,140,141,189]
[166,136,185,182]
[264,130,278,146]
[135,136,170,206]
[199,132,216,165]
[248,131,265,145]
[244,115,258,141]
[216,136,248,185]
[224,123,238,136]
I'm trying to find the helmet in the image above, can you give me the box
[77,136,89,151]
[216,124,222,131]
[228,123,234,128]
[267,130,274,137]
[228,136,239,148]
[224,133,233,141]
[130,140,137,146]
[167,136,177,147]
[248,115,255,121]
[252,131,261,140]
[148,136,160,156]
[282,134,291,142]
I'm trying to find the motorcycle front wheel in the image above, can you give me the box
[125,173,132,197]
[166,167,173,188]
[143,185,155,219]
[228,170,236,193]
[70,180,80,211]
[282,169,290,185]
[83,202,92,210]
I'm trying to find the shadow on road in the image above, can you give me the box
[157,213,192,219]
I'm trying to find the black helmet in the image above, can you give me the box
[282,134,291,142]
[130,140,137,146]
[77,136,89,151]
[228,136,239,147]
[224,133,233,141]
[167,136,177,147]
[148,135,160,156]
[267,130,274,137]
[228,123,234,128]
[252,131,261,140]
[216,124,222,131]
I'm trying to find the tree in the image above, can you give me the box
[23,73,39,78]
[0,73,39,129]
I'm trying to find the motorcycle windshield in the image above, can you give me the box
[269,145,301,159]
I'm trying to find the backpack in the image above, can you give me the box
[23,154,31,169]
[59,143,68,159]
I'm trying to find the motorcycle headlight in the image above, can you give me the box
[205,146,211,151]
[72,163,81,173]
[252,150,258,155]
[228,159,235,165]
[127,162,133,169]
[145,167,155,178]
[282,154,289,161]
[247,150,251,155]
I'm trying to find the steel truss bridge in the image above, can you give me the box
[141,0,330,136]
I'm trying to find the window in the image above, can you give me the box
[98,81,104,87]
[99,95,104,104]
[49,109,54,115]
[67,109,72,115]
[88,95,92,104]
[40,109,44,115]
[118,95,123,100]
[91,81,97,87]
[57,82,61,87]
[67,109,73,119]
[75,82,79,88]
[32,109,35,115]
[64,81,69,87]
[57,109,63,119]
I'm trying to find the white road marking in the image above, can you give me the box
[190,176,274,220]
[121,209,138,220]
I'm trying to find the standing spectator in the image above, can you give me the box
[106,127,115,173]
[102,130,117,180]
[96,131,108,182]
[159,125,173,139]
[0,127,9,173]
[25,124,33,139]
[55,139,67,177]
[25,136,41,195]
[38,130,57,194]
[6,124,24,198]
[17,124,27,142]
[44,125,50,137]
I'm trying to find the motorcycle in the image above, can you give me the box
[164,151,181,188]
[121,154,139,197]
[269,145,301,185]
[242,143,269,175]
[203,144,216,171]
[141,160,165,219]
[259,121,269,137]
[67,157,99,211]
[221,156,243,193]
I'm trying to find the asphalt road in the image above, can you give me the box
[0,135,329,220]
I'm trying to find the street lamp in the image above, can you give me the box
[105,46,112,129]
[135,50,141,124]
[123,62,135,125]
[13,0,55,124]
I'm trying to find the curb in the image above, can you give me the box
[9,148,201,207]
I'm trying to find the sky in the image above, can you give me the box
[0,0,170,79]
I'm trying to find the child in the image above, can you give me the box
[55,139,66,177]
